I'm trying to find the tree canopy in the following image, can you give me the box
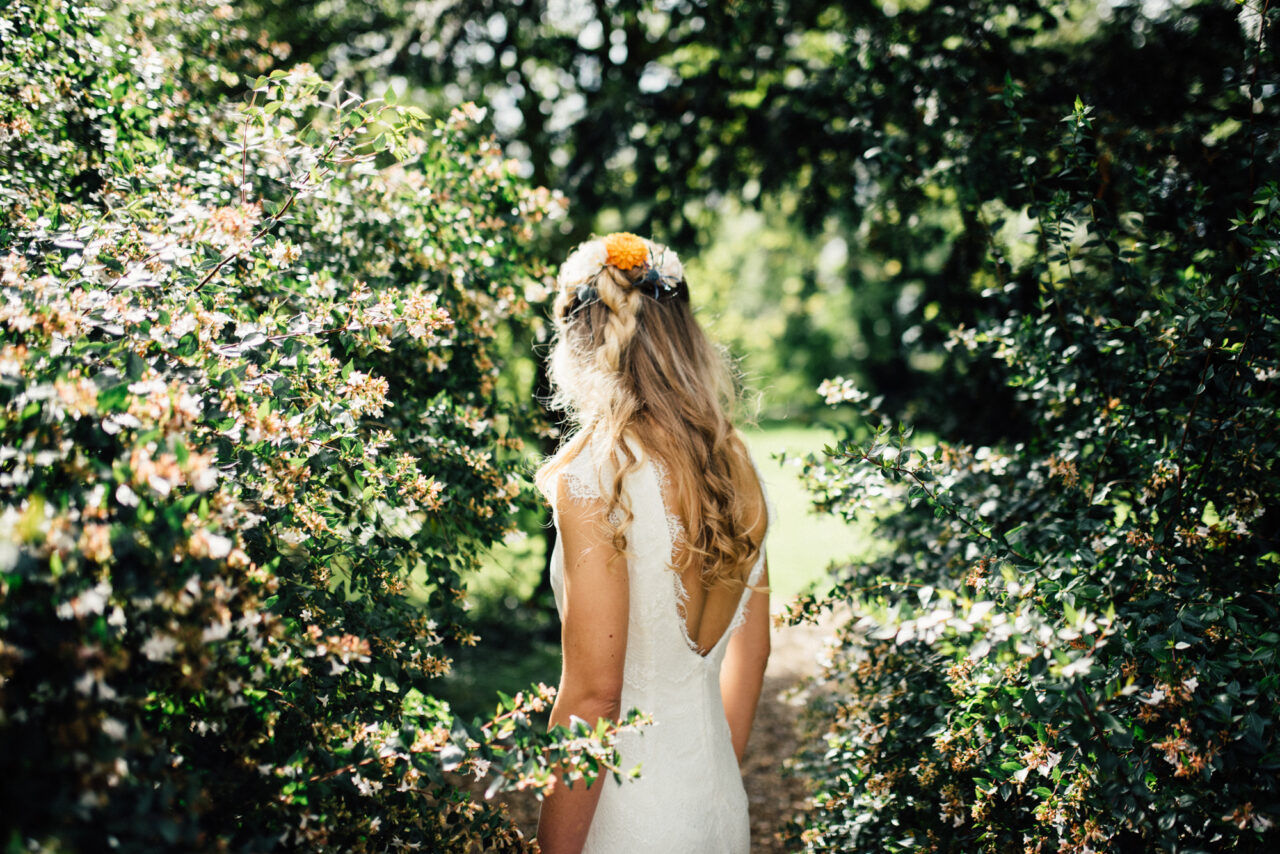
[233,0,1270,427]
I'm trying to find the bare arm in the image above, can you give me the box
[720,561,770,763]
[536,482,629,854]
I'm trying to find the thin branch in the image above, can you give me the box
[240,89,257,207]
[1075,685,1110,745]
[197,105,391,292]
[1086,319,1185,502]
[1246,0,1273,197]
[853,450,1039,570]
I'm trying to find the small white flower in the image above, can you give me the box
[1139,688,1166,706]
[190,465,218,493]
[279,528,307,546]
[170,313,197,337]
[817,376,867,405]
[558,240,608,286]
[202,620,232,643]
[205,533,232,559]
[142,633,178,662]
[126,378,166,396]
[147,473,172,496]
[652,245,683,281]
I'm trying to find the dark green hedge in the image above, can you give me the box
[789,3,1280,851]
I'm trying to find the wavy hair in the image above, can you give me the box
[536,235,766,589]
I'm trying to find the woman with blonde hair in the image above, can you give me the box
[535,232,772,854]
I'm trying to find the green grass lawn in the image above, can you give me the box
[741,424,873,602]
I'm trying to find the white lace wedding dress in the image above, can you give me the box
[546,436,771,854]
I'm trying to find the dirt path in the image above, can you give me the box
[741,615,829,852]
[490,615,829,851]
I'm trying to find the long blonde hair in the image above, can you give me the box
[537,233,766,589]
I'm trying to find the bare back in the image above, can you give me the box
[663,459,769,656]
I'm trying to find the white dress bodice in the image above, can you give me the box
[546,435,770,853]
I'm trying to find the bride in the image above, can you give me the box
[534,232,771,854]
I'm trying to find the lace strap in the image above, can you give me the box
[546,431,619,507]
[562,460,604,503]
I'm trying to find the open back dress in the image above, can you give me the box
[545,434,771,854]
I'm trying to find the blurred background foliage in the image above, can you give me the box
[222,0,1256,431]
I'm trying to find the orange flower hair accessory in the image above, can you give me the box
[603,232,649,270]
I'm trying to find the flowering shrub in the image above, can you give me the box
[787,7,1280,852]
[0,2,639,851]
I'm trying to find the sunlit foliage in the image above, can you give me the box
[0,2,640,850]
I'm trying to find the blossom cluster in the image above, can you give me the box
[0,4,604,851]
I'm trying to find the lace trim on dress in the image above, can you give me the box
[556,433,611,504]
[562,469,602,503]
[654,452,775,656]
[649,458,688,567]
[557,439,629,529]
[651,458,703,655]
[723,555,765,639]
[725,455,773,637]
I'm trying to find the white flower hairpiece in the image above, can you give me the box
[558,240,608,287]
